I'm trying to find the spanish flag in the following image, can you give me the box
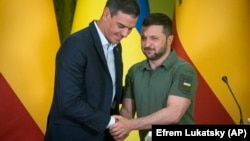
[173,0,250,124]
[0,0,59,140]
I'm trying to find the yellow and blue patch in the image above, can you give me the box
[179,74,192,93]
[183,78,192,87]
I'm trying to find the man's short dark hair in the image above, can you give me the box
[105,0,140,18]
[142,13,173,36]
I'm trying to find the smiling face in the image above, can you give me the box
[102,7,138,44]
[141,25,173,61]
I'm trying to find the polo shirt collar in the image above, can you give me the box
[161,49,178,70]
[142,49,178,70]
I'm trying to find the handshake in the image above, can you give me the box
[109,115,132,141]
[108,115,152,141]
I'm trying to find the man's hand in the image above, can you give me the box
[109,115,132,141]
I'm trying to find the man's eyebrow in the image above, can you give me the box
[117,22,134,29]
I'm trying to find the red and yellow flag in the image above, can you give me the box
[0,0,59,140]
[173,0,250,124]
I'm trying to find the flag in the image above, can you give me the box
[123,1,150,140]
[122,0,150,84]
[136,0,150,31]
[0,0,60,140]
[173,0,250,124]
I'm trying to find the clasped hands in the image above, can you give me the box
[109,115,133,141]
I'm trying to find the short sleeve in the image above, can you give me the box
[168,63,198,100]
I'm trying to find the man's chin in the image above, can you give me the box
[111,39,120,44]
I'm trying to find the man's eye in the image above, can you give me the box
[118,24,125,28]
[151,37,158,40]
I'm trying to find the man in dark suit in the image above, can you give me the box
[44,0,140,141]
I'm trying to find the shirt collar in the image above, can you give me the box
[161,49,178,70]
[94,21,116,48]
[142,49,178,70]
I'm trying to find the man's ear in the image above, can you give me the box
[167,35,174,45]
[103,7,111,19]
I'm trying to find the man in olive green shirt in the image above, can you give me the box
[109,13,198,141]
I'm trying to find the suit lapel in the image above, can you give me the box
[113,44,123,105]
[89,21,110,74]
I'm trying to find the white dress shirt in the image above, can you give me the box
[94,21,117,128]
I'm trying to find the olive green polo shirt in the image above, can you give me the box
[124,50,198,123]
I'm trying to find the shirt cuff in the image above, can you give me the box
[106,116,115,128]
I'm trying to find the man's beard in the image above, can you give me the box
[144,46,167,61]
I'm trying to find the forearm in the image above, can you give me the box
[120,107,134,119]
[129,116,152,130]
[130,107,180,130]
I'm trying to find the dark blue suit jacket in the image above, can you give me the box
[44,21,123,141]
